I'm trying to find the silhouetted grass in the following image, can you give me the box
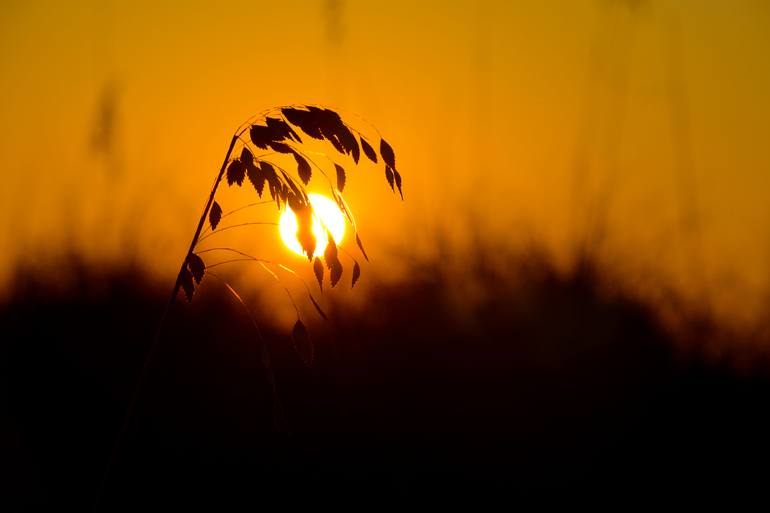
[1,246,769,507]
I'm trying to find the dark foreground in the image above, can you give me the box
[2,256,770,508]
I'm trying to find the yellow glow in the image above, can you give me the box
[279,193,345,258]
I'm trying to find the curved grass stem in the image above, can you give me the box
[196,222,278,245]
[199,201,274,238]
[171,134,239,302]
[200,248,324,321]
[95,133,238,510]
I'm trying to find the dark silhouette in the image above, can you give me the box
[2,245,769,508]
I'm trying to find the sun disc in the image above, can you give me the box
[279,193,346,257]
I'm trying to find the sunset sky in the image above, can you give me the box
[1,0,769,328]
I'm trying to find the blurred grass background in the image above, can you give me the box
[1,0,769,330]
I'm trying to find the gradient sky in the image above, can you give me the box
[1,0,769,328]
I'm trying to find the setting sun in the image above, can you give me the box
[279,193,346,258]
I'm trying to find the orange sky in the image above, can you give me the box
[1,0,769,328]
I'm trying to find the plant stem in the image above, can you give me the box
[169,133,239,304]
[93,134,239,511]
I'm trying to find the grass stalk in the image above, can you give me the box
[93,133,239,511]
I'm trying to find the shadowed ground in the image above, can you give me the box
[1,251,769,508]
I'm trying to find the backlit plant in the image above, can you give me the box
[171,105,402,365]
